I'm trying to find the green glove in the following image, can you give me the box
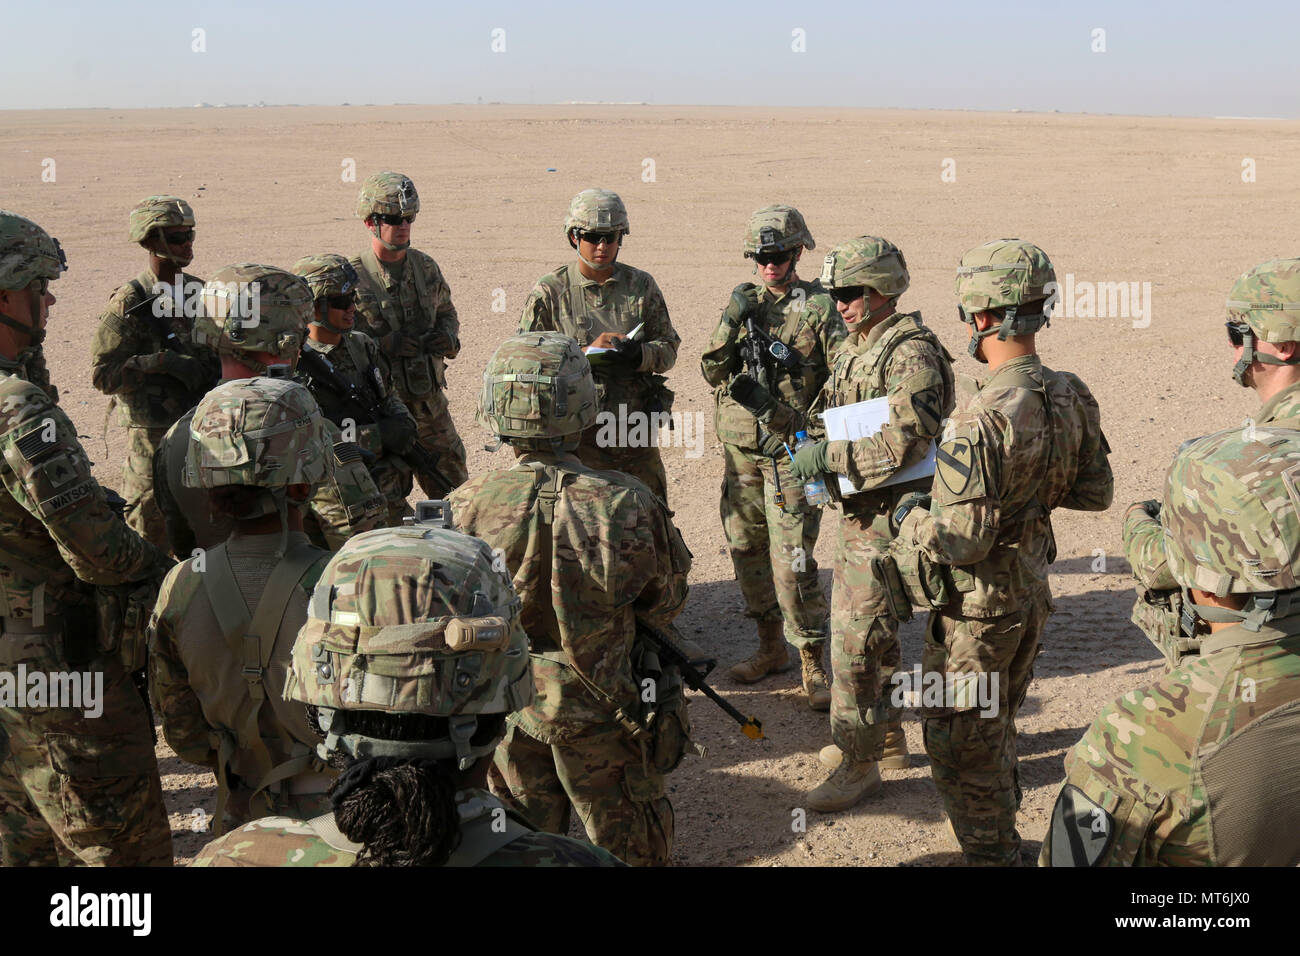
[729,373,776,418]
[790,440,831,480]
[757,431,786,458]
[723,283,759,329]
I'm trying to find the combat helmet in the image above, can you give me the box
[477,331,597,450]
[820,236,909,323]
[356,171,419,252]
[564,189,629,271]
[0,210,66,346]
[292,253,360,334]
[955,239,1056,360]
[285,511,534,770]
[193,263,313,374]
[1226,258,1300,387]
[1162,424,1300,631]
[128,195,196,267]
[743,205,815,259]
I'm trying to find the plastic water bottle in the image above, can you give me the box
[793,430,830,507]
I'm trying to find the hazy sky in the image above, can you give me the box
[5,0,1296,117]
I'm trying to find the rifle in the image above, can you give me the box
[742,314,800,391]
[635,619,765,740]
[125,279,192,356]
[296,345,455,491]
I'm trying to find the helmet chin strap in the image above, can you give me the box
[310,302,349,335]
[369,219,410,253]
[1231,329,1300,387]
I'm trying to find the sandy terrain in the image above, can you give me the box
[2,104,1292,865]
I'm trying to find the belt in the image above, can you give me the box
[0,614,67,635]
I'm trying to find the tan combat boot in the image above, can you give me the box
[799,644,831,711]
[727,619,791,683]
[805,759,882,813]
[879,722,910,770]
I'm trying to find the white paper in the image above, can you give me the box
[820,396,936,495]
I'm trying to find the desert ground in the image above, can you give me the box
[1,104,1292,865]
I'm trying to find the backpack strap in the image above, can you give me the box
[202,540,323,834]
[305,812,364,856]
[444,808,533,867]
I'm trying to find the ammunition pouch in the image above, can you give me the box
[871,555,914,623]
[632,641,694,774]
[1130,587,1199,669]
[61,601,101,669]
[893,546,954,610]
[95,578,160,672]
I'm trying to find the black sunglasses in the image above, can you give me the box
[326,294,355,311]
[578,230,620,246]
[829,286,865,305]
[1226,321,1247,347]
[753,250,793,267]
[375,213,416,226]
[162,228,195,244]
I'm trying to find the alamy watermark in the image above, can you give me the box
[1045,274,1152,329]
[592,405,706,459]
[890,665,999,717]
[0,665,103,718]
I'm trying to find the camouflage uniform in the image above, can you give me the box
[350,172,467,498]
[293,254,415,526]
[892,240,1113,865]
[701,208,843,705]
[1043,425,1300,866]
[0,211,173,866]
[148,379,336,833]
[193,517,613,867]
[153,264,386,555]
[791,238,955,810]
[449,332,695,867]
[90,197,219,550]
[192,789,623,866]
[518,189,679,503]
[1124,260,1300,668]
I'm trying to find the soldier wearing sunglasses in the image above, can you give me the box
[700,205,845,711]
[349,172,468,499]
[517,189,680,504]
[90,195,220,552]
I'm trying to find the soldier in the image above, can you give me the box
[1042,425,1300,865]
[153,263,387,556]
[1125,258,1300,668]
[518,189,680,503]
[700,206,842,709]
[349,171,468,498]
[448,332,695,867]
[149,378,337,834]
[293,254,418,526]
[789,236,956,810]
[889,239,1113,865]
[91,196,220,550]
[0,211,173,866]
[191,517,623,866]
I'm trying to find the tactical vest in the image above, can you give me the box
[301,335,388,457]
[714,281,829,449]
[196,539,329,833]
[111,273,206,427]
[352,249,441,398]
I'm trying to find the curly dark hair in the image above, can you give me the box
[307,708,505,867]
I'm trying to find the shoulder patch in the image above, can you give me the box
[15,427,55,462]
[1047,783,1115,867]
[333,441,363,466]
[911,387,944,438]
[936,435,977,498]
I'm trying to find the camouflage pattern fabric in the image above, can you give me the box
[894,354,1113,864]
[0,358,173,866]
[190,788,624,866]
[518,262,679,502]
[810,310,955,763]
[298,334,414,525]
[17,347,57,405]
[127,196,194,243]
[490,721,670,866]
[154,399,386,556]
[447,449,692,866]
[350,247,467,498]
[1044,424,1300,865]
[701,277,842,649]
[90,267,219,550]
[148,530,333,830]
[742,205,814,256]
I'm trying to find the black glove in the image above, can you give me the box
[383,330,423,359]
[158,351,201,381]
[377,414,417,455]
[757,431,787,458]
[891,492,931,534]
[421,328,455,356]
[729,373,776,418]
[613,337,643,368]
